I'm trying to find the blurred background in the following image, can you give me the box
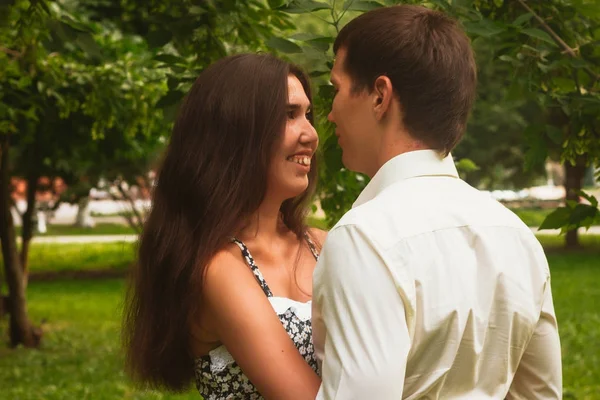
[1,0,599,399]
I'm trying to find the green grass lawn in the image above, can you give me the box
[26,242,136,276]
[0,279,196,399]
[16,223,137,237]
[511,208,600,228]
[511,208,555,227]
[547,253,600,399]
[0,236,599,399]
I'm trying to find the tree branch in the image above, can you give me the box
[0,47,22,59]
[117,181,144,234]
[516,0,600,82]
[517,0,576,56]
[109,190,141,235]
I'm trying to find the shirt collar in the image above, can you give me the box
[353,149,459,208]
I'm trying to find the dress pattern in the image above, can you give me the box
[194,234,320,399]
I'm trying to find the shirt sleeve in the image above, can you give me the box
[507,278,563,399]
[313,224,412,400]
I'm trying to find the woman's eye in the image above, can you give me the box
[287,111,295,119]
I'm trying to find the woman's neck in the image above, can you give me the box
[237,197,290,244]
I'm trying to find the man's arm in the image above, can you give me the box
[507,279,562,399]
[313,225,412,400]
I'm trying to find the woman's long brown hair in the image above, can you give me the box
[122,54,318,391]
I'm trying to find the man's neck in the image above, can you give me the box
[368,129,429,179]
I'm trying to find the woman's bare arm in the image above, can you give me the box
[201,250,320,400]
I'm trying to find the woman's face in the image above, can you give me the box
[267,75,319,201]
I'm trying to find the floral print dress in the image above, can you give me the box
[194,235,320,399]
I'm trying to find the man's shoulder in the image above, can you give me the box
[331,177,531,246]
[329,190,424,247]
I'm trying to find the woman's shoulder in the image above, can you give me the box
[202,243,273,314]
[204,243,250,288]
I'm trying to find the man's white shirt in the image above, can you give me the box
[312,150,562,399]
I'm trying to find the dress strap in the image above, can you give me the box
[304,232,320,261]
[231,238,273,297]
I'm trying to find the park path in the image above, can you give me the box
[28,226,600,244]
[31,234,138,244]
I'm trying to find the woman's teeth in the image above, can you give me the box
[287,156,311,166]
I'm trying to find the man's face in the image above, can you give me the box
[328,48,378,176]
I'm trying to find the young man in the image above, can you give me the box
[312,5,562,399]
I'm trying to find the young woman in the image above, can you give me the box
[122,53,325,399]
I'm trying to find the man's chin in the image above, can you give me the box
[341,151,357,172]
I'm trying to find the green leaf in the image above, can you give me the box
[323,134,343,172]
[282,0,331,13]
[75,32,102,59]
[189,5,206,14]
[567,58,589,69]
[522,28,557,46]
[566,200,579,209]
[146,29,173,48]
[536,62,551,73]
[551,77,576,92]
[318,84,336,100]
[167,76,180,90]
[463,20,505,37]
[424,0,451,10]
[523,126,547,171]
[266,37,302,53]
[268,0,286,8]
[539,207,571,230]
[498,55,515,63]
[546,125,563,145]
[290,33,320,41]
[505,82,524,103]
[574,2,600,16]
[48,20,77,43]
[156,90,184,109]
[578,190,599,208]
[290,34,333,52]
[512,13,533,27]
[37,0,51,15]
[60,16,89,33]
[309,70,330,78]
[306,37,332,52]
[569,204,598,226]
[342,0,385,12]
[455,158,480,174]
[154,54,186,65]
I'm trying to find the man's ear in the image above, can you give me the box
[372,76,394,121]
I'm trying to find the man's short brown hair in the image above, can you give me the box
[334,5,477,155]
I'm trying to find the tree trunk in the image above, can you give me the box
[0,134,39,347]
[564,160,587,249]
[74,195,95,228]
[20,170,40,288]
[0,140,5,319]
